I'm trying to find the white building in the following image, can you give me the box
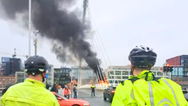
[46,65,54,86]
[105,65,168,86]
[71,66,95,87]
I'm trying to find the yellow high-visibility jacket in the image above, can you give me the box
[1,78,59,106]
[91,85,95,88]
[112,70,188,106]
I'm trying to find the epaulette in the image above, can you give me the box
[120,81,124,86]
[128,77,140,84]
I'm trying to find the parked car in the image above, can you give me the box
[52,92,90,106]
[103,86,116,102]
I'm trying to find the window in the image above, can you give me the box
[109,80,113,83]
[172,68,178,76]
[157,72,163,76]
[181,59,184,66]
[113,68,118,70]
[109,76,114,79]
[179,68,183,75]
[115,71,121,75]
[115,76,121,79]
[184,68,188,76]
[184,59,188,67]
[122,71,128,75]
[118,68,122,70]
[122,76,128,79]
[109,71,114,75]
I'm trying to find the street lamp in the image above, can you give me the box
[70,71,73,98]
[28,0,32,57]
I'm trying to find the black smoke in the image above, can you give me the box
[0,0,104,81]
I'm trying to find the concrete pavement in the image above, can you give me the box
[0,89,111,106]
[78,89,111,106]
[0,91,187,106]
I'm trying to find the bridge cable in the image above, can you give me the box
[88,3,111,66]
[88,3,115,84]
[87,8,108,68]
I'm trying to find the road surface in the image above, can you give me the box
[0,91,188,106]
[0,89,111,106]
[78,89,111,106]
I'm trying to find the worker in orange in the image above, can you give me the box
[63,85,70,99]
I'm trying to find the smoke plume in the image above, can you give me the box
[0,0,104,79]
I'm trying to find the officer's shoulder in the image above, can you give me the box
[3,83,24,94]
[158,77,174,82]
[8,82,24,89]
[116,80,132,88]
[159,78,181,86]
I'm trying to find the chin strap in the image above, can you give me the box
[40,73,45,82]
[130,67,134,75]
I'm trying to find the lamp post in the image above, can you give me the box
[28,0,32,57]
[70,71,73,98]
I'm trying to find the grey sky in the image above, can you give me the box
[0,0,188,68]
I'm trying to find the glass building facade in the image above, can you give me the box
[54,68,71,88]
[171,67,184,76]
[167,55,188,76]
[1,57,22,76]
[166,55,188,86]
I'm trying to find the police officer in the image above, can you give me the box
[112,45,188,106]
[91,84,95,96]
[1,55,59,106]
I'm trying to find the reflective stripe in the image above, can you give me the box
[148,80,179,106]
[162,79,179,106]
[131,90,135,99]
[157,98,173,106]
[148,82,154,106]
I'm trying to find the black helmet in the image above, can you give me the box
[25,55,49,76]
[128,45,157,68]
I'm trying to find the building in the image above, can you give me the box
[0,75,15,90]
[166,55,188,76]
[166,55,188,90]
[105,65,165,86]
[71,66,95,86]
[71,67,79,79]
[46,65,54,86]
[1,57,22,76]
[1,57,11,76]
[15,72,26,83]
[71,66,95,79]
[54,68,71,88]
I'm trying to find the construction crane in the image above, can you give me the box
[0,48,28,59]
